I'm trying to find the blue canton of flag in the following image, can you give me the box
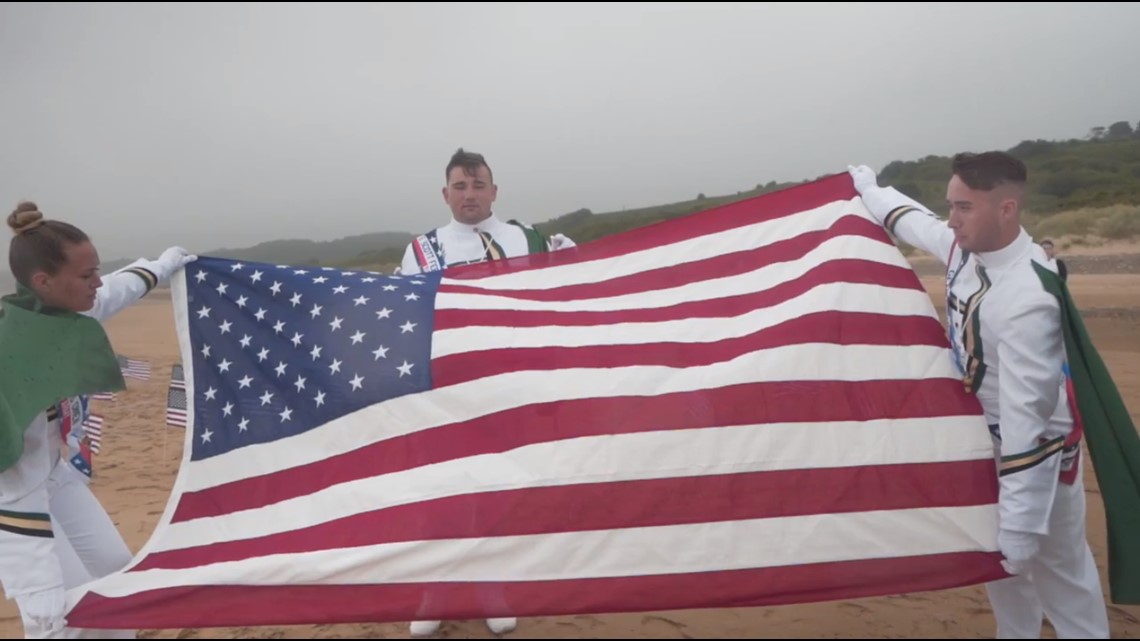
[184,257,440,461]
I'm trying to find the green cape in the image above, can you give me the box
[0,284,125,472]
[1034,262,1140,605]
[506,219,550,254]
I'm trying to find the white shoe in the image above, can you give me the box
[409,620,441,637]
[486,617,517,634]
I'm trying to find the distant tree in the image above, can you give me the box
[1106,121,1134,140]
[1087,126,1106,140]
[696,193,706,200]
[879,160,908,181]
[1010,139,1056,158]
[1039,174,1086,199]
[894,182,925,202]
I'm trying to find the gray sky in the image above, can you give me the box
[2,2,1138,269]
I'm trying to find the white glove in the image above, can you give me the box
[16,585,66,637]
[998,529,1040,575]
[847,165,881,195]
[548,233,576,251]
[156,246,198,282]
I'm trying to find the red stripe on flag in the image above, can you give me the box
[438,215,893,304]
[171,378,981,523]
[67,551,1006,630]
[440,173,862,280]
[435,258,919,330]
[138,459,997,571]
[433,311,947,387]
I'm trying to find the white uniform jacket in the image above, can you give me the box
[399,214,575,275]
[858,186,1075,537]
[0,259,162,600]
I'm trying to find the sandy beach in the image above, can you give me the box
[2,242,1138,639]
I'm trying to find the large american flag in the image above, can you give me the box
[65,174,1006,630]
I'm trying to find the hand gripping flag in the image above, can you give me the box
[65,174,1007,629]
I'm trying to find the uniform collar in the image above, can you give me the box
[976,227,1033,271]
[445,212,505,235]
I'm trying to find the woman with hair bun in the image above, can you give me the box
[0,201,196,638]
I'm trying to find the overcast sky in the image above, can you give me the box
[2,2,1138,268]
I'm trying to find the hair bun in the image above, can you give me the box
[8,201,45,235]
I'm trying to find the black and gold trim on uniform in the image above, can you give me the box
[1000,435,1067,477]
[477,231,505,262]
[883,205,922,235]
[0,509,53,538]
[961,264,991,394]
[124,267,158,293]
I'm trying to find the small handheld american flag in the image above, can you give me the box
[166,363,187,428]
[117,354,152,381]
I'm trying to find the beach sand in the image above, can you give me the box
[2,242,1138,639]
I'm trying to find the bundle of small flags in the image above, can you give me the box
[68,354,153,466]
[117,354,152,381]
[51,397,104,478]
[166,363,187,428]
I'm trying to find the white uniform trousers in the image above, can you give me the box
[985,462,1110,639]
[19,461,134,639]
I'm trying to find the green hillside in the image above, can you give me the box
[99,231,414,275]
[882,134,1140,215]
[533,122,1140,249]
[199,231,414,269]
[13,118,1140,288]
[531,179,804,246]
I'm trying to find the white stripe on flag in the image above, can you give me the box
[156,414,991,551]
[433,281,935,356]
[87,505,999,594]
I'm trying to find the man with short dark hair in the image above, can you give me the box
[397,148,576,637]
[848,151,1110,638]
[399,148,574,275]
